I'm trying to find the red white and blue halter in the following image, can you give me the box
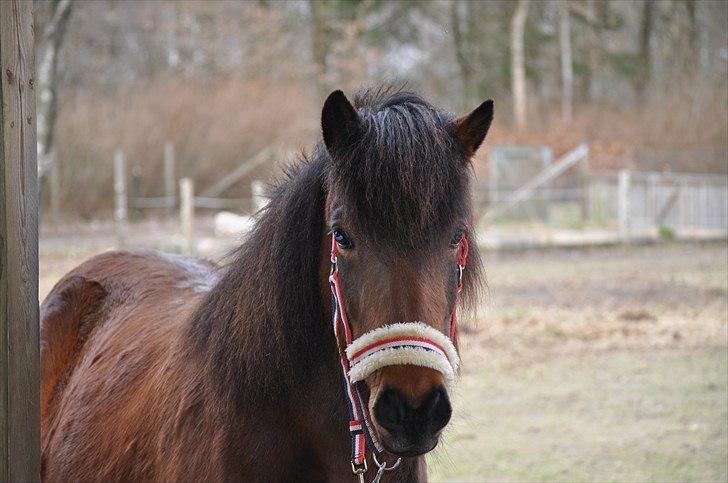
[328,233,469,482]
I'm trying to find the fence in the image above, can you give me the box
[111,141,727,251]
[480,143,728,241]
[480,143,590,225]
[589,169,728,236]
[113,144,276,249]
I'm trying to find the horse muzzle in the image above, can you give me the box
[345,322,459,456]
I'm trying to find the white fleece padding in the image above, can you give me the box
[345,322,460,387]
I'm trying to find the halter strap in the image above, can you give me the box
[329,232,469,480]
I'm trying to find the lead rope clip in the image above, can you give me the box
[351,461,367,483]
[372,454,401,483]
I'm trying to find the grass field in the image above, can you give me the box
[429,243,728,482]
[430,348,726,482]
[39,225,727,482]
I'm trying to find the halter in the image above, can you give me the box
[328,232,469,482]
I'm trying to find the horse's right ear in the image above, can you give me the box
[322,90,361,156]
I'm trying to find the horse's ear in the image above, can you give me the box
[450,99,494,157]
[322,90,361,156]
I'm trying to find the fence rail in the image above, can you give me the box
[112,144,270,248]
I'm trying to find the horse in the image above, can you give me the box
[40,87,493,482]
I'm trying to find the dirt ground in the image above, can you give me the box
[39,226,727,482]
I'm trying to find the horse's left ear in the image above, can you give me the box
[322,90,362,156]
[449,99,494,157]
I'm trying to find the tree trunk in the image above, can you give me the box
[308,0,329,99]
[685,0,698,72]
[636,0,654,100]
[450,1,473,109]
[511,0,529,128]
[37,0,72,178]
[166,3,179,70]
[585,0,600,101]
[559,0,573,123]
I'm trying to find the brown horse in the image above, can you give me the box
[40,88,492,482]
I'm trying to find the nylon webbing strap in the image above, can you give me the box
[329,232,469,478]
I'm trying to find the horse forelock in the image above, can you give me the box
[327,88,473,252]
[326,87,483,316]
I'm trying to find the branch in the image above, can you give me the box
[42,0,72,43]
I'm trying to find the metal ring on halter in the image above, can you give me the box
[373,453,401,471]
[372,454,402,483]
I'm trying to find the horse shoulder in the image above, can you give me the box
[40,274,107,428]
[40,250,216,481]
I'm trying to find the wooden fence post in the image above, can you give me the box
[164,142,175,213]
[48,150,60,224]
[617,169,631,242]
[540,146,552,222]
[130,165,142,221]
[114,149,128,247]
[0,1,41,480]
[579,144,590,221]
[180,178,194,255]
[251,179,267,213]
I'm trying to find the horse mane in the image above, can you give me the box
[185,87,483,412]
[186,150,332,412]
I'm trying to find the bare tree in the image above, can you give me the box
[511,0,529,128]
[636,0,654,99]
[559,0,573,123]
[309,0,329,99]
[684,0,698,72]
[450,1,474,108]
[37,0,73,178]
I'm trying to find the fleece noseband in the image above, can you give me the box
[329,233,468,482]
[345,322,460,388]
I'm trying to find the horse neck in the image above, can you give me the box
[185,155,339,411]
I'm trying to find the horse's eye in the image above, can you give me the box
[450,229,463,248]
[334,229,352,249]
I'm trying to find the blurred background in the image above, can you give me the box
[36,1,727,481]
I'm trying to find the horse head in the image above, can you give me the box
[321,89,492,457]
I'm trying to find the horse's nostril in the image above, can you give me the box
[374,385,452,437]
[374,386,408,432]
[424,386,452,432]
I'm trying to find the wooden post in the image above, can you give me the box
[48,150,60,224]
[618,169,631,242]
[114,149,128,247]
[130,165,142,222]
[0,1,41,481]
[180,177,194,255]
[251,179,267,213]
[579,144,590,221]
[164,141,175,213]
[540,146,552,222]
[647,172,659,228]
[489,148,500,207]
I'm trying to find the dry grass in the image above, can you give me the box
[50,74,727,220]
[427,241,727,481]
[53,77,318,218]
